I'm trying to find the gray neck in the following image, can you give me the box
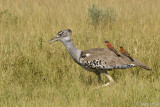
[61,39,81,64]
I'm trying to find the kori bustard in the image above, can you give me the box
[49,29,151,87]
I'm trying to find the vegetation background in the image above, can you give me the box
[0,0,160,106]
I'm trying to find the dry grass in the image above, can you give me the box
[0,0,160,106]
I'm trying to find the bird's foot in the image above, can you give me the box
[102,83,110,87]
[96,83,111,88]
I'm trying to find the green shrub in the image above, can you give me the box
[88,4,116,28]
[88,4,102,26]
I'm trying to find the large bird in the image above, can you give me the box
[49,29,151,87]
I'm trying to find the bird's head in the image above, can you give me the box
[120,46,123,49]
[49,29,72,44]
[104,41,109,43]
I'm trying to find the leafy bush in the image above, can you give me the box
[88,4,116,27]
[88,4,102,26]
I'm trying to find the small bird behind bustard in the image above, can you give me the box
[120,46,134,61]
[49,29,151,87]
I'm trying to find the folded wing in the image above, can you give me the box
[80,48,135,70]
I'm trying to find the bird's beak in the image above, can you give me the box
[48,35,59,44]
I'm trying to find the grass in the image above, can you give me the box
[0,0,160,106]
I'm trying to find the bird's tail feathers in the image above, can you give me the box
[133,59,151,70]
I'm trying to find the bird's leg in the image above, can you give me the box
[95,72,101,83]
[101,72,114,87]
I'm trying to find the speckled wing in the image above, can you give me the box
[80,48,135,70]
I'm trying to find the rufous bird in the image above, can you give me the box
[120,46,134,61]
[104,41,121,57]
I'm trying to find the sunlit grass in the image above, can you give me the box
[0,0,160,106]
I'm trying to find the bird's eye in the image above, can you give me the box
[58,31,63,35]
